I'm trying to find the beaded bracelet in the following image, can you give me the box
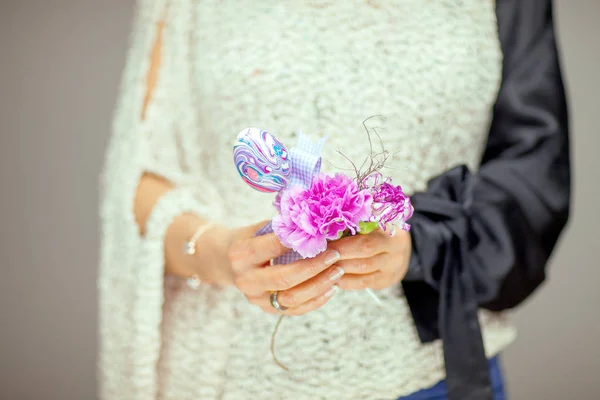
[184,222,214,289]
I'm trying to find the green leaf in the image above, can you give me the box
[358,221,379,235]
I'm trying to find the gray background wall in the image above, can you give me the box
[0,1,598,399]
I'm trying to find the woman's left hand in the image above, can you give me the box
[326,226,412,290]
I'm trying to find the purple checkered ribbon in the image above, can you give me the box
[255,132,325,265]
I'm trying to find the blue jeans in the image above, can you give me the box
[397,357,505,400]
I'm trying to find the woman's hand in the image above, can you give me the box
[227,221,343,315]
[327,227,412,291]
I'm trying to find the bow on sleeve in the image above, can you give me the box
[401,1,571,399]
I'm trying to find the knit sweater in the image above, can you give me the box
[99,1,516,399]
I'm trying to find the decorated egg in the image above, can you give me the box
[233,128,291,193]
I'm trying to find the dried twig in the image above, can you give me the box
[336,115,394,189]
[270,315,289,371]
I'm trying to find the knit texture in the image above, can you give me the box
[99,1,516,399]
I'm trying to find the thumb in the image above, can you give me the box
[248,219,272,236]
[234,219,272,240]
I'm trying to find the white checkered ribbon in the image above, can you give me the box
[255,132,325,265]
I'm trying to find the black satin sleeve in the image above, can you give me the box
[400,1,571,399]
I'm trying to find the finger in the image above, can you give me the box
[334,253,390,275]
[337,271,385,290]
[284,285,339,316]
[253,250,341,291]
[249,285,341,316]
[275,266,345,308]
[327,230,389,260]
[245,293,281,315]
[229,232,289,269]
[257,305,280,315]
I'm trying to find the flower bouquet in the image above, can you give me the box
[233,121,413,368]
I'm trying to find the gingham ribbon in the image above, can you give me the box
[255,132,325,265]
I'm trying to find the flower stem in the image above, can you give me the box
[270,314,289,371]
[365,288,384,306]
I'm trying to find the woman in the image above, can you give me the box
[99,0,570,399]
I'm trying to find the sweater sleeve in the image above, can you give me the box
[401,0,570,399]
[98,1,226,399]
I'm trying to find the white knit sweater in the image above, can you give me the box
[99,1,516,399]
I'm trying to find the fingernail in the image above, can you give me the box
[328,266,345,281]
[324,250,341,266]
[324,285,339,298]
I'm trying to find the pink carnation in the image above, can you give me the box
[366,174,414,231]
[272,173,373,258]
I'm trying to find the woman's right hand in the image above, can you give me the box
[227,222,344,316]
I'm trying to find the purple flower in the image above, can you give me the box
[365,173,414,231]
[272,173,373,258]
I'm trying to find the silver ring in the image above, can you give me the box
[269,291,288,312]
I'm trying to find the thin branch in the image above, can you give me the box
[335,115,395,189]
[270,315,289,371]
